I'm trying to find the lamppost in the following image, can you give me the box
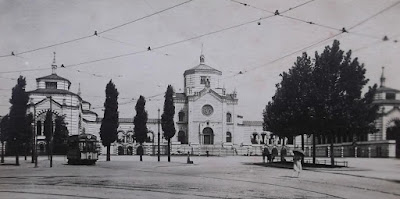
[158,108,160,162]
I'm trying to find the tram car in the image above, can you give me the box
[67,134,99,165]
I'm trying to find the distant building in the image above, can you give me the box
[25,54,287,156]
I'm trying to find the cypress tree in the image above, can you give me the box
[134,95,148,161]
[100,80,119,161]
[43,111,53,160]
[9,76,29,165]
[161,85,175,162]
[0,115,10,163]
[53,116,69,154]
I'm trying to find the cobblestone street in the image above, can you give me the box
[0,155,399,198]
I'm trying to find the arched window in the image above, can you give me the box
[251,133,258,144]
[117,131,125,143]
[226,113,232,123]
[260,133,266,144]
[127,131,134,143]
[226,132,232,143]
[179,111,185,122]
[178,131,187,144]
[146,131,154,143]
[37,121,42,136]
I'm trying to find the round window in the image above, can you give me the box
[202,105,214,116]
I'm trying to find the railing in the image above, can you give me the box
[303,158,348,167]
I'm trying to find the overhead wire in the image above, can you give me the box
[91,92,164,109]
[0,0,194,58]
[222,0,400,80]
[0,0,315,74]
[48,0,316,69]
[229,0,384,40]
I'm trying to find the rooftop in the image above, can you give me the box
[36,74,71,84]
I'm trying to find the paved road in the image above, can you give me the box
[0,155,399,198]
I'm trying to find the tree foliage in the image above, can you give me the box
[54,115,69,154]
[100,80,119,161]
[162,85,176,140]
[134,95,148,145]
[8,76,29,165]
[263,52,314,140]
[162,85,175,162]
[263,40,378,165]
[44,111,53,143]
[0,115,10,143]
[100,80,119,146]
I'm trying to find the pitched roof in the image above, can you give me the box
[376,86,400,93]
[28,88,79,97]
[183,64,222,76]
[372,99,400,105]
[36,74,71,84]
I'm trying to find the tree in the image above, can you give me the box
[312,40,373,165]
[264,53,314,162]
[162,85,175,162]
[134,95,148,161]
[8,76,29,165]
[53,115,69,154]
[0,115,10,163]
[264,40,378,166]
[43,111,53,159]
[23,113,33,160]
[100,80,119,161]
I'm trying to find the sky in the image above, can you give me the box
[0,0,399,121]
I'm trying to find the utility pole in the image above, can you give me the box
[158,108,160,162]
[31,104,35,163]
[34,106,38,168]
[49,96,53,168]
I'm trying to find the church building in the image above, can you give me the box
[26,54,285,156]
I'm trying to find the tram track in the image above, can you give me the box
[0,163,398,199]
[0,172,342,199]
[0,181,250,199]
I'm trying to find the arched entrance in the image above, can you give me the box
[127,146,133,155]
[387,119,400,158]
[118,146,124,155]
[178,131,187,144]
[203,127,214,145]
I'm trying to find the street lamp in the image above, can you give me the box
[158,108,160,162]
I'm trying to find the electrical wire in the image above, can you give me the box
[223,32,343,80]
[229,0,383,40]
[0,0,323,74]
[0,0,194,58]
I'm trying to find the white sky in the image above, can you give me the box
[0,0,399,121]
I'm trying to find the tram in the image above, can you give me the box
[67,134,99,165]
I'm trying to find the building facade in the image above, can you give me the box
[26,54,287,156]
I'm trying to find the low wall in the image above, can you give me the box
[309,140,396,158]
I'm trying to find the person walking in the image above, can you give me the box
[292,149,304,178]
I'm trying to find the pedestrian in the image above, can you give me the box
[292,149,304,178]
